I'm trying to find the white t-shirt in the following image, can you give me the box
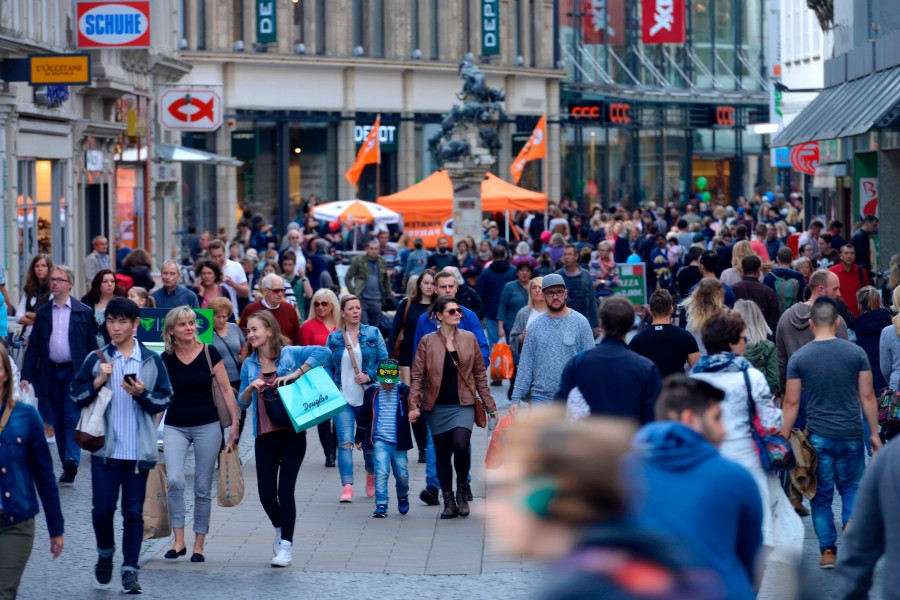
[526,308,545,327]
[221,259,247,319]
[340,341,365,407]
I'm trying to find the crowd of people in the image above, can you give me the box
[1,190,900,598]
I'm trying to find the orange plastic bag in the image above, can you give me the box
[490,342,514,380]
[485,415,514,470]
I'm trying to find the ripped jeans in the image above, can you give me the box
[334,404,374,486]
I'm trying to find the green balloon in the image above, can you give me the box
[702,191,711,202]
[697,177,708,191]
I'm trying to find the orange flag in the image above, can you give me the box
[345,116,381,186]
[510,115,546,184]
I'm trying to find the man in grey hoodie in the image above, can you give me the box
[775,269,848,396]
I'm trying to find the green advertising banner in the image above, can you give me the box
[615,263,648,307]
[137,308,214,346]
[256,0,276,44]
[481,0,500,56]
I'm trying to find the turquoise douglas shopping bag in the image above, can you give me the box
[277,366,348,432]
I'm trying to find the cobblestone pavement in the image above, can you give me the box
[15,383,881,599]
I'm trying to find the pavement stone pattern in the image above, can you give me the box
[14,383,883,598]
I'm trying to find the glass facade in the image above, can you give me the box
[559,0,774,208]
[17,159,67,278]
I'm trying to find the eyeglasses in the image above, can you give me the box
[313,301,331,307]
[50,277,70,284]
[443,308,463,316]
[543,289,566,298]
[267,288,286,294]
[742,335,749,343]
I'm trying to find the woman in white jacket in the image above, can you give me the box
[690,310,802,569]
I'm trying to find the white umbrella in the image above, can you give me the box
[312,199,400,226]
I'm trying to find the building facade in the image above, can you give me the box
[775,0,900,271]
[558,0,776,209]
[176,0,563,238]
[0,0,189,298]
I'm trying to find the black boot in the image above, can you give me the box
[325,451,336,468]
[441,492,459,519]
[419,485,440,506]
[456,483,471,517]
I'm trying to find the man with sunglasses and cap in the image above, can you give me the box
[509,273,594,417]
[355,359,412,518]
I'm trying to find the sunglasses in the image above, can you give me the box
[268,288,286,294]
[314,301,331,307]
[443,308,463,316]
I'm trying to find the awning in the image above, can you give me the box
[116,143,243,166]
[772,66,900,147]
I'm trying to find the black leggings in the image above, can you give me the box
[411,417,428,451]
[432,427,472,492]
[254,429,306,542]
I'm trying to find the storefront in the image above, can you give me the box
[560,98,773,207]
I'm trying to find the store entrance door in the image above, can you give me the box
[692,158,733,204]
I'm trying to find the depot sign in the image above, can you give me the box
[76,1,151,48]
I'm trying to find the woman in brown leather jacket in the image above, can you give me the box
[409,296,497,519]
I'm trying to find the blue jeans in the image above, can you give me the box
[485,318,500,350]
[48,366,81,467]
[372,439,409,506]
[91,457,149,571]
[334,404,373,486]
[808,433,865,551]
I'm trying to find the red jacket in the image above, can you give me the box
[239,299,303,345]
[829,263,869,317]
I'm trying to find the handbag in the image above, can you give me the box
[142,464,171,540]
[743,369,795,472]
[261,386,294,428]
[204,345,238,428]
[277,366,348,432]
[438,332,489,428]
[489,341,514,380]
[878,387,900,427]
[74,350,113,452]
[392,299,412,359]
[217,444,244,507]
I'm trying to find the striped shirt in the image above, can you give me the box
[109,341,143,461]
[374,385,399,444]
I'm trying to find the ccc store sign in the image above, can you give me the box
[569,102,631,125]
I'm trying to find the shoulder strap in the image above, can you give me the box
[94,349,107,364]
[401,298,412,324]
[742,368,755,417]
[343,329,361,376]
[215,329,240,367]
[203,344,215,378]
[437,331,480,400]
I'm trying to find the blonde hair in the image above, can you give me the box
[527,276,544,310]
[682,278,725,333]
[308,288,340,325]
[889,254,900,291]
[162,306,199,354]
[0,343,14,411]
[893,286,900,337]
[857,286,882,314]
[405,275,419,298]
[730,240,755,273]
[733,300,771,344]
[207,296,234,317]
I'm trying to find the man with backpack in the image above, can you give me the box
[764,247,805,312]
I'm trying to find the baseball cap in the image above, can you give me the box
[541,273,566,291]
[376,359,400,384]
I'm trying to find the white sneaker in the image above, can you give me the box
[271,540,292,567]
[273,527,282,556]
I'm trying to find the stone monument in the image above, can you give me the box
[429,60,506,245]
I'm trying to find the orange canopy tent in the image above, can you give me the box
[377,169,547,218]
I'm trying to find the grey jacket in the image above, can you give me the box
[834,438,900,598]
[71,341,173,469]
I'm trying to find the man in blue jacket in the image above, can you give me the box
[475,245,516,354]
[629,375,763,600]
[21,265,98,485]
[411,271,489,506]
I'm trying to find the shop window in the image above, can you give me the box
[430,0,439,59]
[316,0,327,54]
[115,165,143,252]
[17,160,67,278]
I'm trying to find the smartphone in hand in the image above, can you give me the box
[123,373,137,385]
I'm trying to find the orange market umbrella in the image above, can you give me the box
[312,199,401,226]
[378,170,546,217]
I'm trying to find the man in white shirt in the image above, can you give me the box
[207,240,248,319]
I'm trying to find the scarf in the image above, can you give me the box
[690,352,752,374]
[597,255,615,278]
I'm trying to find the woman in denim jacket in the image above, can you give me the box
[322,295,388,503]
[238,311,327,568]
[0,342,64,597]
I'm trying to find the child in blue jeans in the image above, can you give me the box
[355,359,411,518]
